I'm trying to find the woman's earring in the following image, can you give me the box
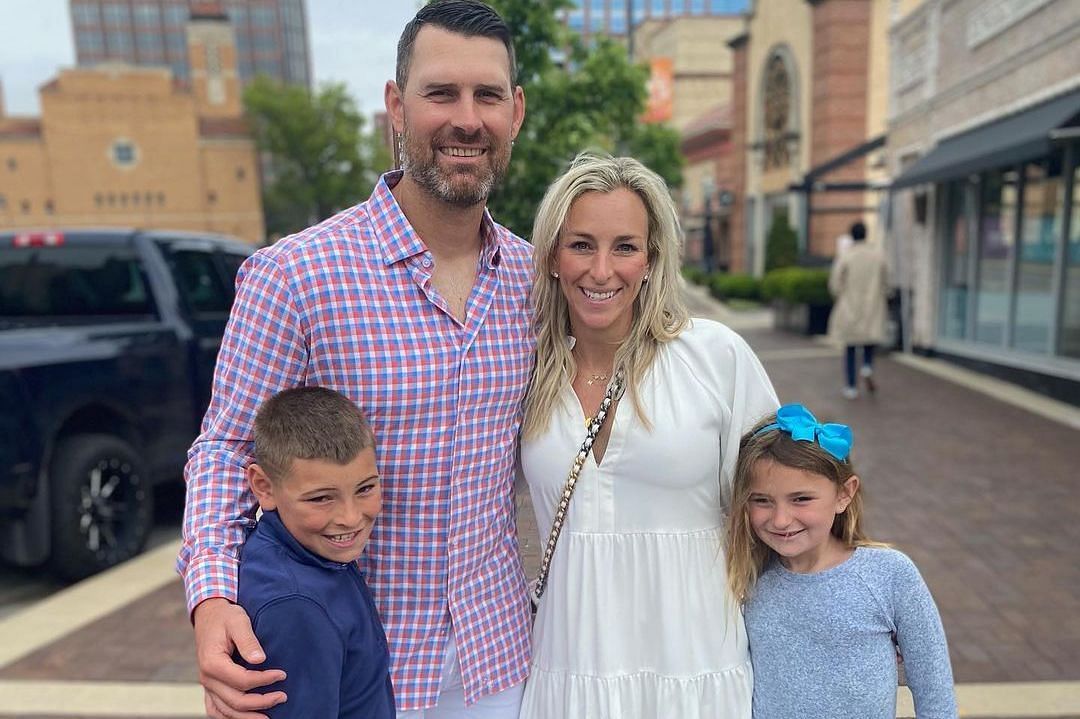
[642,274,650,282]
[551,271,560,279]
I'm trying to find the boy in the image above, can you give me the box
[238,386,394,718]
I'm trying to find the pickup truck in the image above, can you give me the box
[0,228,253,580]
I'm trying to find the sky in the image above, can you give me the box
[0,0,419,118]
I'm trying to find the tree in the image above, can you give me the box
[765,211,799,272]
[485,0,684,236]
[243,77,389,238]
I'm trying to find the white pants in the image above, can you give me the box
[396,629,524,719]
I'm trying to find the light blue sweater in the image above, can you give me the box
[744,546,958,719]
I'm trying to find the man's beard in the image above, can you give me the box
[400,125,511,208]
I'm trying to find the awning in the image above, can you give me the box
[891,87,1080,189]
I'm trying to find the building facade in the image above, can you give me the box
[0,10,264,244]
[70,0,310,89]
[727,0,892,274]
[888,0,1080,399]
[563,0,748,41]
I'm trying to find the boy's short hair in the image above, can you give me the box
[253,386,375,482]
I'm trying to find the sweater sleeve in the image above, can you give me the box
[252,596,346,719]
[892,559,959,719]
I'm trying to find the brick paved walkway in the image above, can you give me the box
[1,287,1078,717]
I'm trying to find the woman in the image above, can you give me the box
[519,153,779,718]
[827,220,889,400]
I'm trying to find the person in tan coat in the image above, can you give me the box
[827,221,888,399]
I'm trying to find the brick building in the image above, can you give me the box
[0,7,264,244]
[887,0,1080,401]
[727,0,891,274]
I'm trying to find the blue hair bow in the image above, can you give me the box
[755,403,853,462]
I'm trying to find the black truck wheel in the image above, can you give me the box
[48,434,153,581]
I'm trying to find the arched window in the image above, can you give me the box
[763,53,793,170]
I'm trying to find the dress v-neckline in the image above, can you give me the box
[570,385,619,467]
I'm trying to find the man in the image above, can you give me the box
[177,2,532,716]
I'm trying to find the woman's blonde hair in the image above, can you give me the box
[725,413,885,603]
[522,152,689,438]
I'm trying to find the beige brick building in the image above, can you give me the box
[727,0,892,274]
[0,8,264,245]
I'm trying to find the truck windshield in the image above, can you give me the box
[0,245,157,327]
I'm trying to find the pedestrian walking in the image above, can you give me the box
[519,153,778,718]
[726,404,958,719]
[827,221,888,399]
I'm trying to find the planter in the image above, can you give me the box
[772,300,832,335]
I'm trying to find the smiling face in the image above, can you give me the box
[386,26,524,208]
[248,448,382,564]
[746,458,858,573]
[555,188,651,341]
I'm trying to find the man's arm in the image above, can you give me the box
[177,251,311,717]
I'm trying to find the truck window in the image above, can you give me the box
[164,248,231,315]
[0,245,156,325]
[219,252,249,293]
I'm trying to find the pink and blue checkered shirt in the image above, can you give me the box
[177,171,535,709]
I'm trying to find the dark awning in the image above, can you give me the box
[891,87,1080,189]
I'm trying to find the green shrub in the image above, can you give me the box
[761,267,831,306]
[765,213,798,272]
[681,265,709,285]
[708,273,761,301]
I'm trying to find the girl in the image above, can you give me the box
[726,404,958,719]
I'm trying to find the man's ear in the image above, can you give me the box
[511,84,526,140]
[837,475,860,513]
[385,80,405,133]
[247,463,278,512]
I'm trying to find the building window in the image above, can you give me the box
[77,29,105,53]
[134,3,161,28]
[1014,154,1064,353]
[208,190,218,205]
[251,6,275,28]
[72,2,100,25]
[158,192,166,206]
[103,2,131,28]
[111,139,139,168]
[236,166,246,181]
[6,157,16,171]
[163,5,188,26]
[762,53,794,171]
[941,180,973,340]
[0,194,6,210]
[107,30,133,55]
[44,200,54,215]
[974,168,1018,346]
[1063,155,1080,358]
[95,193,104,207]
[21,200,30,214]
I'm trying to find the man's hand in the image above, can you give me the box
[193,597,287,719]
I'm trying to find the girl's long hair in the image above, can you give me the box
[725,413,886,604]
[522,152,688,439]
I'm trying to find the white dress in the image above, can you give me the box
[520,319,779,719]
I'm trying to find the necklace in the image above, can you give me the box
[584,372,609,386]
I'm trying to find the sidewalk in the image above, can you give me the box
[1,287,1078,718]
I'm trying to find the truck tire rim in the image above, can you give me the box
[78,457,144,556]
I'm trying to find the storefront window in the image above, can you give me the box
[1062,151,1080,359]
[974,169,1017,345]
[941,180,971,340]
[1014,154,1064,353]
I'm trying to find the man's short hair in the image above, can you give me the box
[850,221,867,242]
[253,386,375,482]
[396,0,517,90]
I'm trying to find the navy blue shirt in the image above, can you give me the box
[237,510,395,719]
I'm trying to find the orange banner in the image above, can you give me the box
[642,57,674,124]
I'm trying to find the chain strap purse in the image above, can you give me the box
[531,369,625,607]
